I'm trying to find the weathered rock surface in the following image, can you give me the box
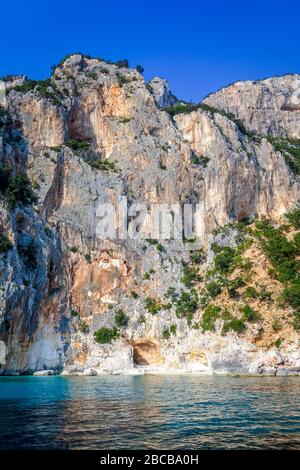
[0,55,299,375]
[148,77,177,108]
[204,74,300,138]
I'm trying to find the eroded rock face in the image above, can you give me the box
[204,74,300,138]
[148,77,177,108]
[0,55,299,375]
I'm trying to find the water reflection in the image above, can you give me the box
[0,375,299,449]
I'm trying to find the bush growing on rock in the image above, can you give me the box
[266,136,300,174]
[212,245,236,274]
[222,318,245,335]
[243,286,258,299]
[181,264,201,287]
[285,209,300,228]
[135,65,144,74]
[190,249,205,264]
[115,309,128,327]
[94,327,118,344]
[175,289,199,318]
[162,328,171,340]
[201,304,221,332]
[0,169,37,209]
[144,297,163,315]
[206,280,222,299]
[241,304,260,322]
[64,139,90,151]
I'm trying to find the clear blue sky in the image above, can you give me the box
[1,0,299,102]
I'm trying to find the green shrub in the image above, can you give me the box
[190,153,210,166]
[169,324,177,335]
[206,280,222,299]
[292,312,300,330]
[138,315,146,324]
[213,246,236,274]
[115,59,129,68]
[64,139,90,151]
[144,297,163,315]
[116,73,132,86]
[227,276,245,298]
[282,280,300,309]
[274,338,282,348]
[69,246,78,253]
[222,318,245,334]
[143,272,151,280]
[201,304,221,332]
[181,265,201,287]
[131,291,138,299]
[79,322,90,334]
[293,232,300,252]
[162,328,171,340]
[266,136,300,174]
[86,71,97,80]
[190,249,204,264]
[175,289,199,318]
[165,287,177,302]
[156,243,165,253]
[94,327,118,343]
[14,80,39,93]
[14,79,63,105]
[258,287,272,302]
[0,233,12,254]
[115,309,128,327]
[71,309,79,317]
[221,308,233,321]
[285,209,300,228]
[255,219,299,284]
[135,65,144,74]
[241,304,260,322]
[2,172,37,208]
[85,156,118,172]
[85,253,92,263]
[243,286,258,299]
[165,103,201,116]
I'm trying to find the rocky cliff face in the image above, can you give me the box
[204,74,300,138]
[0,54,300,376]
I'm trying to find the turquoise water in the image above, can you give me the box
[0,375,299,449]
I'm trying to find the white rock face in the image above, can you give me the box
[0,341,6,365]
[0,54,299,375]
[148,77,177,108]
[204,74,300,138]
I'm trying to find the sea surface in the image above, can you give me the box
[0,375,299,450]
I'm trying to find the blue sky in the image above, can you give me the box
[1,0,299,101]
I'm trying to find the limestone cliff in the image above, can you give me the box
[0,54,300,376]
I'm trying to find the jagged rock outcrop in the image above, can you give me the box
[0,54,299,375]
[148,77,177,108]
